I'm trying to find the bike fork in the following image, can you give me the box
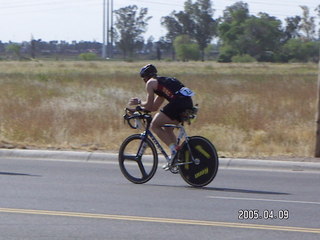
[136,133,149,158]
[184,138,199,165]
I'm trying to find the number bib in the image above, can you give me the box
[178,87,195,97]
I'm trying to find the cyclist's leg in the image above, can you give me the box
[151,111,178,147]
[151,99,186,147]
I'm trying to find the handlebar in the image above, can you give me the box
[123,104,199,129]
[123,106,152,129]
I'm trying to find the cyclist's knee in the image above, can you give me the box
[151,113,163,131]
[150,119,161,132]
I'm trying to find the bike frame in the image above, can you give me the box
[138,123,194,164]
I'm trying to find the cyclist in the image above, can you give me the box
[129,64,194,169]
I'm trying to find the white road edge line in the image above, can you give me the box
[207,196,320,205]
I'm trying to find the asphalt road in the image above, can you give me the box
[0,157,319,240]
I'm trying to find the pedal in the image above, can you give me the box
[169,165,179,174]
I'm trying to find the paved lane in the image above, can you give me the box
[0,157,319,239]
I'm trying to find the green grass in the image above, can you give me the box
[0,61,318,157]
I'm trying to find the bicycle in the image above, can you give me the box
[118,106,219,187]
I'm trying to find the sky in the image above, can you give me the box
[0,0,319,43]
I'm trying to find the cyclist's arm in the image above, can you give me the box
[152,96,165,111]
[141,79,159,111]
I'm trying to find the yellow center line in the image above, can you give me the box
[0,208,319,234]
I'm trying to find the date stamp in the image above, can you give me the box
[238,209,289,220]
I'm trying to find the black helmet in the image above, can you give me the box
[140,64,157,78]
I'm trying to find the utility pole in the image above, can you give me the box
[102,0,106,59]
[102,0,113,59]
[106,0,110,58]
[315,46,320,157]
[110,0,114,58]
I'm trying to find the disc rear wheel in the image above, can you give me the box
[178,136,219,187]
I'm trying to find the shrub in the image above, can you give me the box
[232,54,256,63]
[217,45,237,62]
[174,35,200,61]
[78,52,98,61]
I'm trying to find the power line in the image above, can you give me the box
[0,0,101,11]
[1,0,318,17]
[0,0,319,42]
[1,0,318,11]
[219,0,319,7]
[0,0,102,16]
[130,0,183,8]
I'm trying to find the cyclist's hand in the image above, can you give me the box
[125,107,136,113]
[128,97,141,106]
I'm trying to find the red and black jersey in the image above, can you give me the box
[154,77,185,102]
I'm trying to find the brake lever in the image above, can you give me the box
[135,105,152,114]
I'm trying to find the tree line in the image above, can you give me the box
[1,0,320,62]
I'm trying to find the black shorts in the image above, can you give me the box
[161,97,193,122]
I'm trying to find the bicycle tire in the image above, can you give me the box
[118,134,158,184]
[178,136,219,187]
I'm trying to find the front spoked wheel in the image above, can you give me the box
[178,136,219,187]
[119,134,158,184]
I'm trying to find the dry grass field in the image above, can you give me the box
[0,61,317,158]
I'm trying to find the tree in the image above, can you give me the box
[145,36,154,55]
[30,37,42,59]
[299,5,316,41]
[242,13,284,61]
[161,11,189,60]
[173,35,200,61]
[185,0,217,60]
[218,1,250,61]
[31,37,36,59]
[161,0,217,61]
[161,12,184,43]
[114,5,151,59]
[0,41,5,55]
[156,37,173,60]
[221,1,250,24]
[280,39,319,62]
[218,2,283,62]
[6,43,21,60]
[284,16,301,41]
[316,4,320,39]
